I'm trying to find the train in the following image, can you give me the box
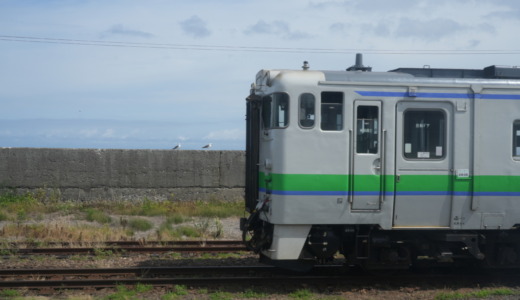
[240,54,520,271]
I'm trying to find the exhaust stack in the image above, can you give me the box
[347,53,372,72]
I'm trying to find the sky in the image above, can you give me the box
[1,0,520,150]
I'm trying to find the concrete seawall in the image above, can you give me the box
[0,148,245,202]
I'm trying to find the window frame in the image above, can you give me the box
[298,93,316,129]
[402,108,447,161]
[261,95,272,129]
[513,120,520,159]
[261,93,289,130]
[356,105,379,154]
[320,91,344,131]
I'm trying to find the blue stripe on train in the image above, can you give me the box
[355,91,520,100]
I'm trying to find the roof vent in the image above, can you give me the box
[347,53,372,72]
[302,61,310,70]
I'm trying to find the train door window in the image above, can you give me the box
[513,121,520,157]
[356,106,378,154]
[403,110,446,159]
[261,93,289,129]
[299,93,315,128]
[321,92,343,131]
[261,96,272,129]
[273,93,289,128]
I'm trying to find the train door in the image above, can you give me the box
[393,101,453,227]
[351,101,382,210]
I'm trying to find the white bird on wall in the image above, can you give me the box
[202,143,212,149]
[172,144,181,150]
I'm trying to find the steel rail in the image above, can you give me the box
[4,264,520,291]
[0,265,276,277]
[3,266,520,290]
[0,276,347,289]
[4,240,244,247]
[1,240,247,255]
[0,265,347,289]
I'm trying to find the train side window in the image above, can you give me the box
[299,93,315,128]
[261,96,272,129]
[273,93,289,128]
[356,106,378,154]
[263,93,289,129]
[513,121,520,157]
[321,92,343,131]
[403,110,446,159]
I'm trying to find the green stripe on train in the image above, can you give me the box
[474,176,520,193]
[258,173,481,193]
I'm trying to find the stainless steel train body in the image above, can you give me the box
[242,56,520,270]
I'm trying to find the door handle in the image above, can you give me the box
[396,175,400,183]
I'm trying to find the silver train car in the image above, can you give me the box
[241,54,520,270]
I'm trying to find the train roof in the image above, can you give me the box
[255,54,520,89]
[390,65,520,79]
[348,53,520,79]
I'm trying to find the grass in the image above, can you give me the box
[128,218,153,231]
[110,199,243,218]
[162,285,189,299]
[0,191,243,218]
[209,291,234,300]
[0,223,129,243]
[289,289,314,299]
[103,283,153,299]
[0,190,243,244]
[84,208,112,224]
[0,289,21,298]
[435,287,518,300]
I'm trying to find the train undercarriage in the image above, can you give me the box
[241,217,520,271]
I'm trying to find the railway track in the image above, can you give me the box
[2,265,520,290]
[0,265,346,289]
[1,240,247,255]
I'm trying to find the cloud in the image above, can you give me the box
[332,21,391,37]
[394,17,467,41]
[101,129,115,138]
[484,0,520,19]
[179,15,211,38]
[310,0,420,12]
[244,20,312,40]
[101,24,154,38]
[329,22,347,35]
[486,10,520,20]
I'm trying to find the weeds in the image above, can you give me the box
[168,213,185,225]
[104,285,136,300]
[102,284,152,299]
[289,288,314,299]
[84,208,112,224]
[134,283,153,293]
[0,194,242,243]
[128,218,153,231]
[241,289,268,298]
[93,248,114,259]
[162,285,189,299]
[0,289,21,298]
[171,226,201,238]
[435,288,518,300]
[209,291,234,300]
[111,199,243,218]
[0,223,128,243]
